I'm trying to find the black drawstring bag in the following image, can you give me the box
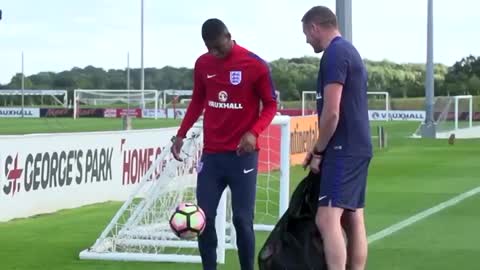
[258,171,327,270]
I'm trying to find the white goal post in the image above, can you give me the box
[413,94,474,138]
[453,95,473,130]
[367,91,390,121]
[73,89,159,119]
[0,89,68,107]
[160,89,192,109]
[79,115,291,264]
[301,91,317,116]
[301,90,390,120]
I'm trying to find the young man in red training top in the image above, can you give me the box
[171,18,277,270]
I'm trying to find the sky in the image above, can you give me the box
[0,0,478,85]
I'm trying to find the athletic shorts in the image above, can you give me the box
[317,156,371,211]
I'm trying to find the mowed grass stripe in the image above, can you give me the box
[0,118,181,135]
[0,120,479,270]
[367,192,480,270]
[368,186,480,244]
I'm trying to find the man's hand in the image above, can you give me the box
[171,136,184,161]
[237,132,256,155]
[302,151,322,174]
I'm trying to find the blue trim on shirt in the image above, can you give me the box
[248,52,277,100]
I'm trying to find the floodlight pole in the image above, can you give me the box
[21,51,25,118]
[421,0,436,138]
[140,0,145,109]
[336,0,352,42]
[127,52,130,90]
[127,52,131,111]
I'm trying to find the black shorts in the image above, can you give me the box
[317,156,371,211]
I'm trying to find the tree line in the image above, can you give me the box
[1,55,479,103]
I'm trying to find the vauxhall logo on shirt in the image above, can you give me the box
[208,90,244,109]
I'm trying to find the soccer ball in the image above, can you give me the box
[169,202,206,239]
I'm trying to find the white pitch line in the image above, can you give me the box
[368,186,480,244]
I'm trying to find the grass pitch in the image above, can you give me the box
[0,118,181,135]
[1,120,479,270]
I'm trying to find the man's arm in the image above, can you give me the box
[236,65,277,155]
[249,65,278,137]
[176,60,206,138]
[314,47,348,153]
[314,83,342,152]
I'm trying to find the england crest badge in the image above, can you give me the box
[230,71,242,85]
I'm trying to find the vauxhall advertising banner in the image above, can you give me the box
[369,110,426,121]
[0,115,316,222]
[0,107,40,118]
[0,128,182,222]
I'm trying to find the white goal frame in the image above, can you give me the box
[301,91,316,116]
[160,89,193,109]
[453,95,473,130]
[73,89,159,119]
[0,89,68,107]
[79,115,291,264]
[367,91,390,121]
[302,91,390,120]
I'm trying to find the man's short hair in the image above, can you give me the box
[201,18,229,42]
[301,6,337,28]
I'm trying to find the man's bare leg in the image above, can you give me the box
[341,209,368,270]
[316,206,346,270]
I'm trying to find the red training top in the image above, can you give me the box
[176,42,278,153]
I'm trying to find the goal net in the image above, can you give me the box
[301,91,317,116]
[0,89,68,108]
[73,89,159,119]
[412,95,479,138]
[158,90,193,119]
[79,115,291,264]
[302,91,390,121]
[436,95,474,131]
[366,91,390,121]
